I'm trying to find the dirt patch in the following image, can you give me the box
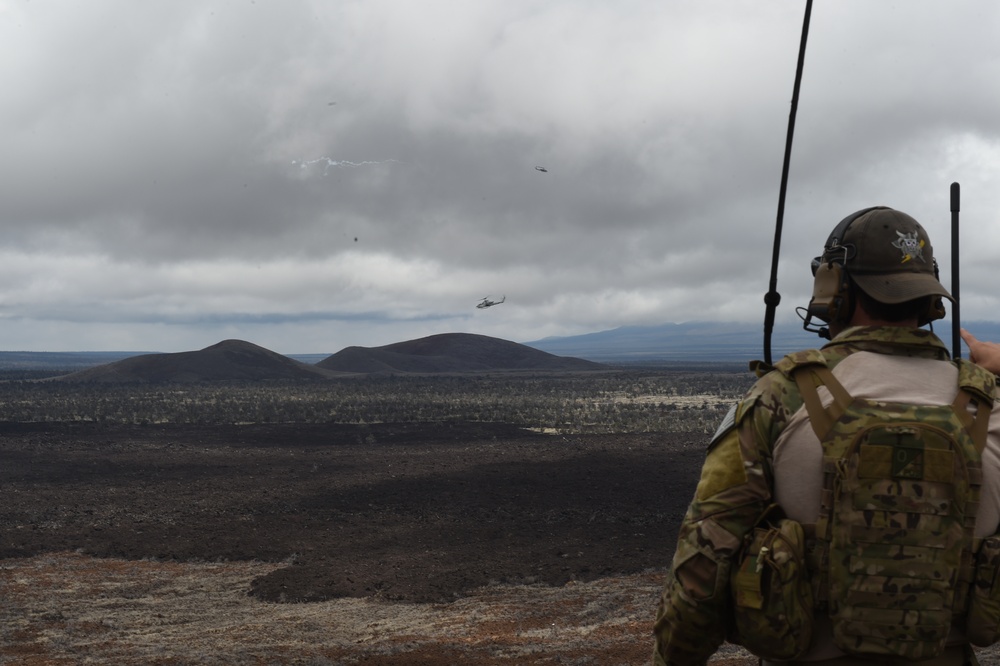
[1,551,680,665]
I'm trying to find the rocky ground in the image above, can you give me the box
[0,420,715,664]
[4,421,996,665]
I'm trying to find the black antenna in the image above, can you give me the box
[951,182,961,359]
[762,0,814,368]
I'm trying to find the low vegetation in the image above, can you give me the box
[0,367,754,433]
[0,363,761,664]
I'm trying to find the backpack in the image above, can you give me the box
[789,351,994,660]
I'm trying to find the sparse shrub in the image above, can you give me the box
[0,367,753,434]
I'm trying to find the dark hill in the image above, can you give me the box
[57,340,339,383]
[317,333,605,374]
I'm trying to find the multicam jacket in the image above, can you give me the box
[652,326,1000,665]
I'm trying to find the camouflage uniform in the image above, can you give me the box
[652,325,1000,665]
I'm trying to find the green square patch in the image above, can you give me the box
[892,441,924,480]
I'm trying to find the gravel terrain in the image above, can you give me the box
[4,420,995,664]
[0,421,709,664]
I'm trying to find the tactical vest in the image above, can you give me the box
[788,350,994,660]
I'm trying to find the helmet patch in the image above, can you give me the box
[892,230,926,264]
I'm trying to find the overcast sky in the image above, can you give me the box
[5,1,1000,353]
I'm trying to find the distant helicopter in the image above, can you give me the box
[476,295,505,309]
[534,166,548,173]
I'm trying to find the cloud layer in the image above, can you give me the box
[4,0,1000,352]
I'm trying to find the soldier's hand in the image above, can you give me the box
[961,328,1000,375]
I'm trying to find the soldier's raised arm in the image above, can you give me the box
[961,328,1000,375]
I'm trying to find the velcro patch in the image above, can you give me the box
[696,430,747,501]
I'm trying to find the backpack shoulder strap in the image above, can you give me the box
[953,359,996,455]
[774,349,826,377]
[776,349,852,440]
[957,358,996,403]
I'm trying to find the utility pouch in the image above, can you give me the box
[730,505,814,660]
[967,535,1000,647]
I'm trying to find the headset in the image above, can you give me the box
[759,1,961,365]
[801,206,946,339]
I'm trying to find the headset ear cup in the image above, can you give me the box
[920,296,946,326]
[808,262,851,324]
[840,281,855,324]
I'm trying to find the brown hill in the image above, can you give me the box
[57,340,338,383]
[316,332,605,374]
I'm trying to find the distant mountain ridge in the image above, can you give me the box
[318,333,603,374]
[57,339,339,383]
[48,334,603,382]
[2,320,994,378]
[522,321,817,362]
[522,320,992,363]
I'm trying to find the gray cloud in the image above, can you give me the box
[3,0,1000,352]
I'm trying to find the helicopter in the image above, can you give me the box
[535,166,548,173]
[476,295,505,309]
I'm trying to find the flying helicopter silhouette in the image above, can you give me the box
[535,166,548,173]
[476,295,505,309]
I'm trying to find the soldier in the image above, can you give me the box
[653,207,1000,666]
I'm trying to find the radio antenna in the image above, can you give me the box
[761,0,813,369]
[950,182,961,359]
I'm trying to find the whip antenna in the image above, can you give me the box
[762,0,813,368]
[951,182,961,359]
